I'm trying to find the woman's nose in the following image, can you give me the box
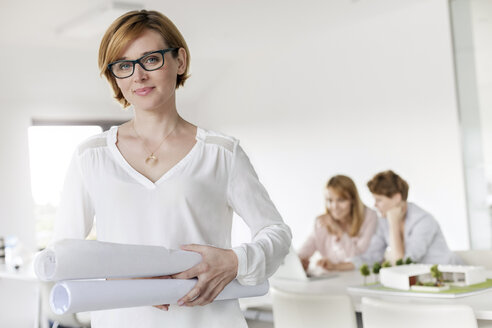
[133,63,148,81]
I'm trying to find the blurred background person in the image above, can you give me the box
[351,170,461,268]
[298,175,377,272]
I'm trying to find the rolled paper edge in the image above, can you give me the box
[35,240,204,280]
[50,281,71,315]
[34,249,57,281]
[50,279,270,314]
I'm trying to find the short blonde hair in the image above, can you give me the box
[326,175,365,237]
[98,10,190,108]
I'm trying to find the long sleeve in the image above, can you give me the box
[53,150,95,242]
[399,203,458,265]
[297,223,317,259]
[403,216,438,263]
[227,143,292,285]
[351,217,386,268]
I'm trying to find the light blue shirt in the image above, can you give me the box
[352,202,461,268]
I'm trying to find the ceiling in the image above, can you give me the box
[0,0,490,119]
[0,0,428,106]
[0,0,433,54]
[1,0,489,66]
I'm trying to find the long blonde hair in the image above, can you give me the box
[325,175,365,237]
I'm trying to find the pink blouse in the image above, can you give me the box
[298,207,377,264]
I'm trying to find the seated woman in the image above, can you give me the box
[298,175,377,271]
[352,170,461,268]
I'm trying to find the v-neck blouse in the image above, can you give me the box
[106,125,201,188]
[54,126,292,328]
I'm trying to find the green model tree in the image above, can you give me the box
[430,264,443,286]
[395,258,404,266]
[405,257,413,265]
[382,261,392,268]
[372,262,382,283]
[360,264,370,285]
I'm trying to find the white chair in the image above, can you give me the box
[271,287,357,328]
[455,250,492,270]
[362,297,477,328]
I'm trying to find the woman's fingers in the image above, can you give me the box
[180,278,224,306]
[177,284,201,306]
[316,258,334,270]
[172,244,238,307]
[172,266,200,280]
[153,304,170,311]
[171,244,204,279]
[142,275,172,280]
[189,286,221,306]
[180,244,204,254]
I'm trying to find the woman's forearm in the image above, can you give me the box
[334,262,355,271]
[388,222,404,263]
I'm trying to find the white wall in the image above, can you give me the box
[179,0,469,250]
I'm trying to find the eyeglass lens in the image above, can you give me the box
[111,52,164,78]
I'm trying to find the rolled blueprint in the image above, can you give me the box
[50,278,270,314]
[35,239,202,281]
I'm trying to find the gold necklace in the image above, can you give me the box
[132,120,178,166]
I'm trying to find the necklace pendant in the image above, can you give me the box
[145,154,158,166]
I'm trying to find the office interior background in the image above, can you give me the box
[0,0,491,326]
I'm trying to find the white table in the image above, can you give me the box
[240,270,492,321]
[0,262,37,281]
[0,262,40,328]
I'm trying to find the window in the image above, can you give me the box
[28,121,122,248]
[450,1,492,248]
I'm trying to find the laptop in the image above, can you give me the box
[272,248,338,281]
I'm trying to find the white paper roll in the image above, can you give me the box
[50,278,269,314]
[35,239,202,281]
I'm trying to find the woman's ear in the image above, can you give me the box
[391,193,403,203]
[176,48,187,75]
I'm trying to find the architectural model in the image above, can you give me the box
[379,264,486,291]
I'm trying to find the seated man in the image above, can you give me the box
[352,170,461,268]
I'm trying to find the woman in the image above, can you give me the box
[54,10,291,328]
[351,170,461,268]
[298,175,377,271]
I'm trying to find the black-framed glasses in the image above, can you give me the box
[108,48,179,79]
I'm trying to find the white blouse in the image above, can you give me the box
[54,126,292,328]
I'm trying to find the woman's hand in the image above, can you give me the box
[317,257,335,270]
[386,202,407,226]
[171,244,238,307]
[386,201,407,263]
[316,258,355,271]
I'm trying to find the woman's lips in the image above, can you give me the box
[134,87,154,96]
